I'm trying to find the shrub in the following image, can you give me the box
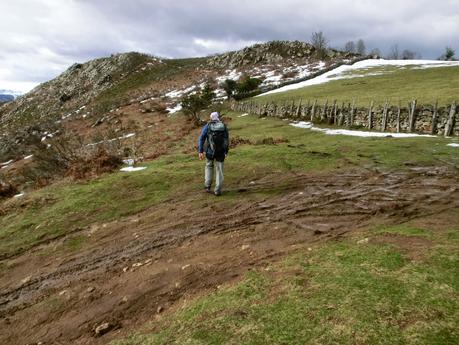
[0,180,18,199]
[181,84,215,126]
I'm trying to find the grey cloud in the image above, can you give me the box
[1,0,458,92]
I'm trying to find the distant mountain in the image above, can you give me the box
[0,94,14,103]
[0,89,22,103]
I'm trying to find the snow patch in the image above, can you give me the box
[23,155,33,160]
[216,69,242,82]
[140,97,156,104]
[447,143,459,147]
[291,121,436,138]
[238,113,249,117]
[87,133,136,147]
[167,104,182,114]
[166,85,196,98]
[1,159,13,166]
[13,193,25,198]
[120,167,147,172]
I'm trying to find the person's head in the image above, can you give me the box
[210,111,220,121]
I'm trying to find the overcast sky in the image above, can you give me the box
[1,0,458,93]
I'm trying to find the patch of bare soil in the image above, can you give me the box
[370,234,433,261]
[0,166,458,344]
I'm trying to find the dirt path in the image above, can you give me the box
[1,166,458,344]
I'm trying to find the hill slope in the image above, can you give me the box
[0,40,359,167]
[255,59,459,106]
[1,113,458,344]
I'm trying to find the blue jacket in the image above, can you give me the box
[198,123,209,154]
[198,121,229,161]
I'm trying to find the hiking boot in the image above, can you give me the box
[205,186,212,193]
[214,190,222,196]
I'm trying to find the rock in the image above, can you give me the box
[86,286,95,293]
[357,238,369,244]
[181,264,191,270]
[94,322,114,336]
[59,93,71,103]
[241,244,250,251]
[132,262,143,268]
[20,276,31,285]
[156,306,164,314]
[121,296,128,303]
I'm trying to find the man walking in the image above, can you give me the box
[198,111,229,196]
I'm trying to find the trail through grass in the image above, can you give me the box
[1,113,458,257]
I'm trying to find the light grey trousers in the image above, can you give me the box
[205,159,224,193]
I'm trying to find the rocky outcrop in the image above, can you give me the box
[207,40,357,69]
[0,52,161,129]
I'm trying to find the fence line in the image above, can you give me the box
[230,99,458,137]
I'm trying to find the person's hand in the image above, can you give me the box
[199,152,204,160]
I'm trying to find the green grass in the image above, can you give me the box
[255,65,459,106]
[376,224,432,238]
[1,113,458,257]
[110,224,459,345]
[0,154,198,258]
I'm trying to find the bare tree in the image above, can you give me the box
[356,39,366,55]
[401,49,421,60]
[388,44,399,59]
[311,31,328,58]
[369,48,381,57]
[344,41,355,53]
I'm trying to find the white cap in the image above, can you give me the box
[210,112,219,121]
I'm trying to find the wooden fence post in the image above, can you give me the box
[408,99,417,132]
[296,100,302,118]
[349,99,355,127]
[444,101,457,137]
[332,100,338,124]
[431,100,438,135]
[311,99,317,122]
[368,100,374,129]
[396,102,401,132]
[304,100,310,118]
[338,102,345,126]
[321,99,328,122]
[290,100,296,117]
[382,100,389,131]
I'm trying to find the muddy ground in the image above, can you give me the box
[1,166,458,344]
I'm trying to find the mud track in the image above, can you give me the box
[1,167,458,344]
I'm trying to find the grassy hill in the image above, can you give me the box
[255,63,459,106]
[1,112,458,344]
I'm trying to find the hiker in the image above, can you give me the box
[198,111,229,196]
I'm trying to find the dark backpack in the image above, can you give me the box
[207,121,228,160]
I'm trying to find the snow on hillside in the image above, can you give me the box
[258,59,459,96]
[290,121,436,138]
